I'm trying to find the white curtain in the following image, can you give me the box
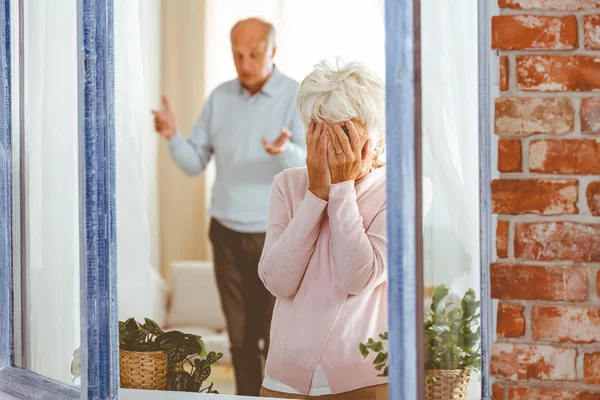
[114,0,153,322]
[421,1,480,398]
[422,0,480,299]
[24,0,79,384]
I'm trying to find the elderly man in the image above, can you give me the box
[152,18,306,396]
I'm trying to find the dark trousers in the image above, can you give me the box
[209,218,276,396]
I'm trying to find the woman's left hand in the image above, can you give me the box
[327,121,364,183]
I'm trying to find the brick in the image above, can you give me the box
[497,220,509,258]
[491,343,577,381]
[497,303,525,338]
[499,0,600,10]
[508,387,600,400]
[587,181,600,216]
[515,222,600,261]
[498,139,522,172]
[585,353,600,385]
[517,55,600,92]
[581,97,600,134]
[585,15,600,49]
[532,305,600,343]
[492,383,504,400]
[492,179,578,215]
[495,98,574,136]
[500,56,509,91]
[530,139,600,174]
[491,263,588,301]
[492,15,577,50]
[598,270,600,296]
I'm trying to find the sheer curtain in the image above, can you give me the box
[24,0,79,384]
[114,0,153,322]
[421,1,480,398]
[422,0,480,303]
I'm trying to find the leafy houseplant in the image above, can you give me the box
[359,332,388,377]
[119,317,223,393]
[360,285,481,399]
[424,285,481,373]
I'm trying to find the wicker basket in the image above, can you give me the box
[425,369,471,400]
[120,349,168,390]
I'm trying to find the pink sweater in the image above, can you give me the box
[258,166,388,396]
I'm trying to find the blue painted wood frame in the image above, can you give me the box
[0,0,79,398]
[78,0,118,399]
[0,0,79,400]
[385,0,424,399]
[478,1,494,398]
[0,0,13,377]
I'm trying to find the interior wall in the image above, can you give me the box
[160,0,212,280]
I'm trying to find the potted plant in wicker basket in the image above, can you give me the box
[73,317,222,393]
[360,284,481,400]
[119,317,223,393]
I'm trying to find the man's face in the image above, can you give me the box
[231,23,275,92]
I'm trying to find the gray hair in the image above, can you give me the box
[296,60,386,155]
[230,18,276,47]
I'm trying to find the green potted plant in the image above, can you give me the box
[119,317,222,393]
[360,284,481,400]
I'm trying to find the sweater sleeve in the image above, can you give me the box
[168,95,213,176]
[327,181,387,295]
[258,174,327,298]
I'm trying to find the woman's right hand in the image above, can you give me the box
[152,96,176,140]
[306,121,331,201]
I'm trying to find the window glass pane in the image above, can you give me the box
[21,0,80,386]
[421,1,482,398]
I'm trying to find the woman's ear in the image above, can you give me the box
[362,138,372,161]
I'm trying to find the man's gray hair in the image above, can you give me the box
[230,18,276,47]
[296,60,386,155]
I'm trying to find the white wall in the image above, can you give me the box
[138,0,162,271]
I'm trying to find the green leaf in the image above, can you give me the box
[195,336,207,358]
[199,365,212,382]
[194,359,205,369]
[119,321,126,335]
[379,332,388,341]
[461,289,478,319]
[168,345,189,364]
[125,318,138,332]
[431,284,450,313]
[192,366,206,385]
[183,337,201,355]
[359,343,369,359]
[373,352,387,365]
[158,338,176,349]
[144,318,164,336]
[206,351,223,365]
[169,371,192,392]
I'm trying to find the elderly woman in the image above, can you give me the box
[258,61,388,399]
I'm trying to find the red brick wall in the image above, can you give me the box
[491,1,600,398]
